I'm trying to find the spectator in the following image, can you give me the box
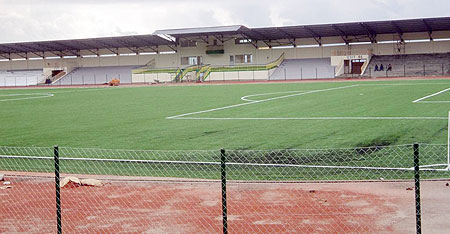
[374,64,379,71]
[380,64,384,71]
[387,64,392,71]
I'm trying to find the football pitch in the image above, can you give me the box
[1,78,450,150]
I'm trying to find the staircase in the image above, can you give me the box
[197,65,211,81]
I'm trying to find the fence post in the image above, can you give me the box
[220,148,228,234]
[413,143,421,234]
[423,64,426,76]
[54,146,62,234]
[404,64,406,77]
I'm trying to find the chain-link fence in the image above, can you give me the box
[0,144,448,233]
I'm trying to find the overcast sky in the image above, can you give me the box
[0,0,449,43]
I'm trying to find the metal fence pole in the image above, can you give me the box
[54,146,62,234]
[404,64,406,77]
[423,64,426,76]
[442,63,444,76]
[284,68,286,80]
[413,143,421,234]
[300,67,303,80]
[220,148,228,234]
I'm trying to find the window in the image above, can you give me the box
[180,40,197,47]
[181,56,202,65]
[181,57,189,65]
[233,54,252,64]
[229,55,234,64]
[188,57,198,65]
[213,39,218,46]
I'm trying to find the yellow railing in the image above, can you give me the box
[132,53,286,82]
[196,65,211,81]
[265,53,285,70]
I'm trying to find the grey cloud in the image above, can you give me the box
[0,0,449,43]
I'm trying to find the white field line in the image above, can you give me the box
[166,85,359,119]
[1,154,447,171]
[241,91,305,102]
[0,93,54,102]
[412,87,450,103]
[175,117,447,120]
[0,88,111,102]
[417,101,450,103]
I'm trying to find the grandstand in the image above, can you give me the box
[270,58,335,80]
[54,66,136,85]
[0,69,44,86]
[363,53,450,77]
[0,17,450,86]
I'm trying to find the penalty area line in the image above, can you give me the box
[166,84,359,119]
[412,87,450,103]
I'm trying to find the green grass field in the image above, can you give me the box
[1,79,450,150]
[2,79,450,180]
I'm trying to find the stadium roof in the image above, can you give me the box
[1,16,449,56]
[153,25,248,37]
[242,17,450,42]
[0,35,175,56]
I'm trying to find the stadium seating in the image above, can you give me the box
[0,69,44,87]
[54,66,136,85]
[363,53,450,77]
[270,58,336,80]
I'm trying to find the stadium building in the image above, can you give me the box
[0,16,449,86]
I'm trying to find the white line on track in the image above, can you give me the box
[412,87,450,103]
[166,85,359,119]
[174,117,447,120]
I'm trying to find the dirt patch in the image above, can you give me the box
[0,172,449,233]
